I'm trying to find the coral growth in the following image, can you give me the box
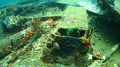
[41,27,91,66]
[3,15,22,29]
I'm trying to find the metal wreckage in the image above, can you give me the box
[0,0,120,67]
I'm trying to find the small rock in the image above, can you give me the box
[98,35,101,40]
[31,58,35,61]
[16,59,20,63]
[109,60,112,62]
[94,35,97,37]
[36,47,42,50]
[98,38,101,40]
[98,35,101,38]
[106,40,109,43]
[94,29,98,32]
[92,43,95,45]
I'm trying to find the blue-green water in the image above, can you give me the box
[0,0,18,6]
[0,0,48,6]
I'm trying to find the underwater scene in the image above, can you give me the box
[0,0,120,67]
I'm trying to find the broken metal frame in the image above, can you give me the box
[88,41,120,67]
